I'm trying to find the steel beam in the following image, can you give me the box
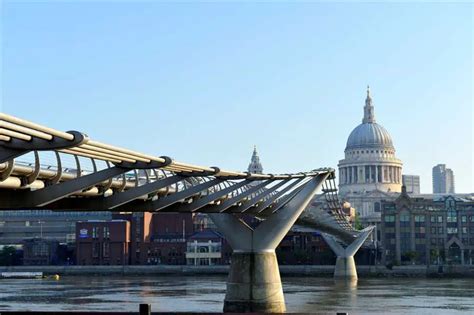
[173,179,252,213]
[1,166,128,208]
[0,131,86,163]
[200,179,273,213]
[229,180,289,213]
[115,177,225,212]
[245,178,305,214]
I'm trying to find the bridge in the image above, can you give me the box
[0,113,373,313]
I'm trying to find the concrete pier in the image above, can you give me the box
[334,256,358,279]
[224,252,285,313]
[323,226,375,280]
[209,174,328,313]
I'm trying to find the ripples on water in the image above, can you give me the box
[0,276,473,314]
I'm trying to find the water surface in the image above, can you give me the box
[0,276,473,314]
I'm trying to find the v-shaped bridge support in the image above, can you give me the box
[322,226,375,280]
[208,173,329,313]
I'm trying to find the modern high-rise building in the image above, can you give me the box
[402,175,421,195]
[432,164,455,194]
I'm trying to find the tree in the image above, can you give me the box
[403,251,419,264]
[0,246,19,266]
[354,213,363,230]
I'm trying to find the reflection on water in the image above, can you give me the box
[0,275,473,314]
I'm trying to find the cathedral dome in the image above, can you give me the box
[345,122,394,151]
[344,86,395,152]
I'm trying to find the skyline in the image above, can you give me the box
[1,2,472,193]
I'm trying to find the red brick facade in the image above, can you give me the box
[76,220,130,265]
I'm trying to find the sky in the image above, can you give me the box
[0,1,472,193]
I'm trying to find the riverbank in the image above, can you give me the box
[1,264,474,277]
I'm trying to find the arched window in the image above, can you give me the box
[374,202,381,212]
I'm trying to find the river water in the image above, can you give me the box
[1,275,473,314]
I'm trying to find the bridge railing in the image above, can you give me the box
[0,113,334,215]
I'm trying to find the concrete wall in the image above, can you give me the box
[1,265,474,277]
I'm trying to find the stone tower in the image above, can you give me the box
[247,145,263,174]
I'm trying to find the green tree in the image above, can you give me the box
[403,251,419,264]
[354,213,363,230]
[0,246,18,266]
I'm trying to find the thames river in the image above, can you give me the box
[1,276,473,314]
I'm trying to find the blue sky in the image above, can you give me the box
[1,1,472,193]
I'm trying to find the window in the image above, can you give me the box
[416,227,425,233]
[384,215,395,222]
[92,243,100,258]
[430,216,436,223]
[374,202,381,212]
[447,210,457,223]
[470,216,474,222]
[438,216,443,223]
[430,238,437,245]
[438,227,443,234]
[92,227,99,239]
[103,227,110,239]
[462,227,468,234]
[400,213,410,222]
[25,221,30,227]
[415,215,425,222]
[461,216,467,223]
[431,227,436,234]
[103,243,110,257]
[447,227,458,234]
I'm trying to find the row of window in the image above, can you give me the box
[91,226,110,239]
[385,214,474,223]
[385,226,474,235]
[429,238,474,245]
[92,242,110,258]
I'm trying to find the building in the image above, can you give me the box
[433,164,455,194]
[276,231,335,265]
[248,145,263,174]
[0,210,112,245]
[381,187,474,265]
[185,230,231,265]
[145,213,195,265]
[22,238,59,265]
[402,175,421,195]
[334,87,403,241]
[76,220,130,265]
[338,86,403,196]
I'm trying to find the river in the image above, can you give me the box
[1,276,473,314]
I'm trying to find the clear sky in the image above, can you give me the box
[1,1,472,193]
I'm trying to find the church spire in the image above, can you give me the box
[362,85,376,123]
[248,145,263,174]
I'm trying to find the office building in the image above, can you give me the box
[402,175,421,195]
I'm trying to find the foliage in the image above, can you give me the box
[354,213,363,230]
[0,246,21,266]
[402,251,419,264]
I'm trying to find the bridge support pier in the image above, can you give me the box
[322,226,374,280]
[209,174,328,313]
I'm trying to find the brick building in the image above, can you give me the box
[76,220,130,265]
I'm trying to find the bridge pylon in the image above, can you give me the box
[209,174,328,313]
[322,226,374,280]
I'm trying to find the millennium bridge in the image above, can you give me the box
[0,113,373,313]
